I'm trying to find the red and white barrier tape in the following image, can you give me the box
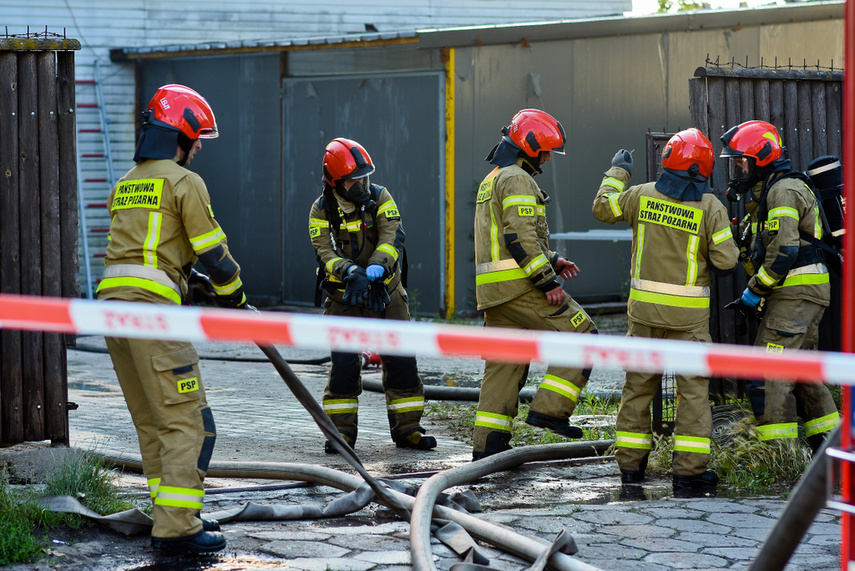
[0,293,853,386]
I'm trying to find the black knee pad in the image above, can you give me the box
[197,407,216,472]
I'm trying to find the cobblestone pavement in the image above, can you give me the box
[6,309,842,571]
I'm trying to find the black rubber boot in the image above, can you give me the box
[196,512,220,532]
[807,433,827,456]
[619,452,649,484]
[151,530,226,553]
[472,432,512,461]
[673,470,719,497]
[324,433,356,454]
[394,429,437,450]
[525,410,583,438]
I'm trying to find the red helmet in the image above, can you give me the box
[720,120,783,167]
[146,84,218,140]
[322,138,375,186]
[505,109,565,158]
[661,128,714,178]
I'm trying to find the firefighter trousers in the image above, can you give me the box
[748,298,840,443]
[322,284,426,444]
[474,289,597,456]
[106,337,215,539]
[615,320,713,477]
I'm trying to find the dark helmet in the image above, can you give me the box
[133,84,217,163]
[661,128,714,178]
[505,109,566,158]
[720,120,784,196]
[322,138,375,187]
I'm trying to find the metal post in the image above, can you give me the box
[841,0,855,566]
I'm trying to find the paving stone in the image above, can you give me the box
[352,550,412,565]
[705,512,778,528]
[621,537,703,552]
[677,531,756,548]
[654,518,731,534]
[592,524,675,539]
[643,551,729,568]
[258,539,350,559]
[286,557,376,571]
[571,509,653,525]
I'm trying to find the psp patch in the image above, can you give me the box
[571,311,587,328]
[518,205,535,217]
[765,343,784,355]
[177,377,200,394]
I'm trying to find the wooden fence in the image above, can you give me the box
[0,33,80,445]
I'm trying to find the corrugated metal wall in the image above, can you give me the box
[448,14,844,311]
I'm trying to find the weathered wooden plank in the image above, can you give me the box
[810,81,827,158]
[17,52,46,441]
[796,80,813,170]
[38,51,67,442]
[782,81,799,169]
[754,79,770,123]
[57,51,79,303]
[688,77,709,134]
[769,80,784,130]
[739,78,754,120]
[826,82,842,158]
[694,66,842,82]
[707,78,727,194]
[0,52,23,444]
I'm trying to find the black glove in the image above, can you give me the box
[187,269,216,305]
[367,281,391,313]
[342,267,371,306]
[216,289,247,309]
[724,294,765,336]
[611,149,633,176]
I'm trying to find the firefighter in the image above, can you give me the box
[308,138,437,453]
[721,120,840,453]
[96,84,244,553]
[592,129,739,495]
[472,109,598,461]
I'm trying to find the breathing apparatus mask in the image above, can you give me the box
[338,177,374,210]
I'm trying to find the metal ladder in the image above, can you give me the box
[76,60,115,299]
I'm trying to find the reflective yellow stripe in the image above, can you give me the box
[326,257,344,274]
[475,267,527,285]
[148,477,161,499]
[631,278,709,298]
[615,431,653,450]
[376,243,399,261]
[756,267,777,287]
[143,212,162,269]
[768,206,799,221]
[377,199,398,216]
[523,254,549,276]
[602,177,625,193]
[814,206,822,239]
[779,272,829,288]
[154,486,204,510]
[475,411,513,432]
[607,193,622,218]
[309,218,327,228]
[673,435,711,454]
[634,224,645,279]
[804,412,840,437]
[712,227,732,245]
[388,396,425,413]
[323,399,358,415]
[540,374,581,403]
[629,288,710,308]
[757,423,799,441]
[97,276,181,304]
[212,276,242,295]
[502,195,537,210]
[190,227,225,252]
[490,204,500,261]
[686,234,699,286]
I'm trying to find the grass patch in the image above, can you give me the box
[0,449,137,565]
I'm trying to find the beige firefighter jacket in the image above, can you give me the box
[309,184,404,304]
[474,160,561,310]
[97,159,243,306]
[741,175,830,306]
[593,166,739,330]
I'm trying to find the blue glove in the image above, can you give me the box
[366,264,385,282]
[740,288,762,308]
